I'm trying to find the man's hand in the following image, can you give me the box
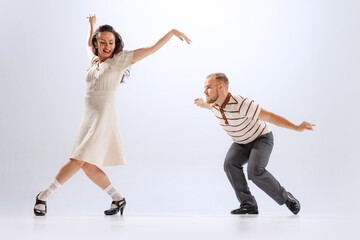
[259,108,315,131]
[194,98,211,109]
[295,121,316,132]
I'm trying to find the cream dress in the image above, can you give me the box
[70,48,134,166]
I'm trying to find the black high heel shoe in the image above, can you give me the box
[104,198,126,216]
[34,193,47,216]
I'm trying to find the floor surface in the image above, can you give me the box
[0,213,356,240]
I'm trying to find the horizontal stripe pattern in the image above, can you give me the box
[211,93,270,144]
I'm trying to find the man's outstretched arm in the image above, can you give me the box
[194,98,211,109]
[258,108,315,132]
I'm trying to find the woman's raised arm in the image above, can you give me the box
[86,14,96,60]
[131,29,191,64]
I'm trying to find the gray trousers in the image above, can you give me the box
[224,132,288,206]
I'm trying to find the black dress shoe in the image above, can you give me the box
[285,192,300,215]
[231,204,258,215]
[104,198,126,216]
[34,193,47,216]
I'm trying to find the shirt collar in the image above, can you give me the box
[213,92,232,109]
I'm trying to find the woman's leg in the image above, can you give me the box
[81,162,111,189]
[56,158,85,184]
[81,162,123,208]
[35,159,85,211]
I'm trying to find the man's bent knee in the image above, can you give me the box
[224,159,243,172]
[247,166,265,180]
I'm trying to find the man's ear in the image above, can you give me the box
[218,83,224,91]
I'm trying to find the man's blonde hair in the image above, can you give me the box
[207,73,229,89]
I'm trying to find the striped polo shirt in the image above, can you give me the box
[211,92,270,144]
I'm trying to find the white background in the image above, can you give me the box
[0,0,359,215]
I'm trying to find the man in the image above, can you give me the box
[194,73,315,215]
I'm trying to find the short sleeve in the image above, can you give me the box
[113,50,134,71]
[238,96,261,119]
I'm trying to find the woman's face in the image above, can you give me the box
[95,31,115,61]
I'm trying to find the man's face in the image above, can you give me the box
[204,76,220,104]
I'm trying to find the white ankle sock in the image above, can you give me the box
[104,184,123,201]
[35,179,61,211]
[39,179,62,201]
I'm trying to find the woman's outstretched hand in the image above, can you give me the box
[172,29,192,44]
[131,28,191,64]
[87,14,96,25]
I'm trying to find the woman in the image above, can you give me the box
[34,14,191,216]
